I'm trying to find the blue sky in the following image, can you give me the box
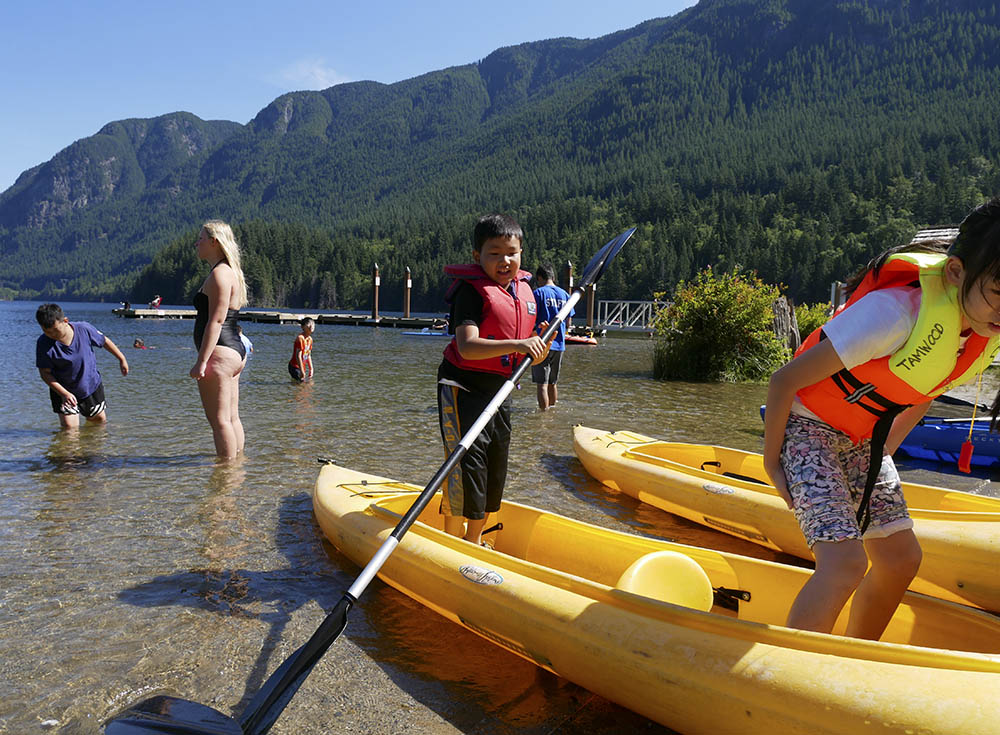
[0,0,697,192]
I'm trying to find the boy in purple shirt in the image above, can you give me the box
[35,304,129,428]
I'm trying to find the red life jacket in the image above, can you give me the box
[796,252,999,443]
[442,264,536,376]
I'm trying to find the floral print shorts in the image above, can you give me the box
[780,414,913,547]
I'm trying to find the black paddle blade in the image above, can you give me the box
[237,596,352,735]
[105,598,353,735]
[104,695,241,735]
[577,227,636,289]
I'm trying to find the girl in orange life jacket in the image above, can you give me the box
[763,196,1000,639]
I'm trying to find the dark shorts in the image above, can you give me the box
[531,350,564,384]
[50,383,106,418]
[288,362,304,381]
[437,380,511,520]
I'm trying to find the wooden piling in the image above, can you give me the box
[586,284,596,328]
[404,266,412,318]
[564,261,574,328]
[372,263,380,321]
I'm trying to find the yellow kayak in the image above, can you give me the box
[574,425,1000,611]
[314,461,1000,735]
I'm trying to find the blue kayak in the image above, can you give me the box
[401,328,449,337]
[759,406,1000,468]
[899,416,1000,467]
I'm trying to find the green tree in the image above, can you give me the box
[653,267,789,382]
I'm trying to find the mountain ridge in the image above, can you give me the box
[2,0,999,307]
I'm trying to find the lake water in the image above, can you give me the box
[1,300,996,734]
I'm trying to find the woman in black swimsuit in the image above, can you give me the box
[190,220,249,458]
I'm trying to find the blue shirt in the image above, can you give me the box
[533,284,573,351]
[36,321,106,399]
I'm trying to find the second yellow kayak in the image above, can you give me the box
[573,425,1000,611]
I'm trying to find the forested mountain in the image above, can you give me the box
[3,0,1000,309]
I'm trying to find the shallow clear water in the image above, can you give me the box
[1,300,996,734]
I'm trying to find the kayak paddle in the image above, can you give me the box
[105,226,635,735]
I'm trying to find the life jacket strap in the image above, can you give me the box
[856,406,908,533]
[830,369,903,417]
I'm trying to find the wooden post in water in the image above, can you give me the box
[372,263,380,321]
[586,283,596,329]
[403,267,412,318]
[830,281,846,310]
[772,296,801,351]
[564,261,574,328]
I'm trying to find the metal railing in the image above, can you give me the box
[597,300,667,329]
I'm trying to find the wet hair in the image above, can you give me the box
[36,303,65,329]
[201,220,249,308]
[535,263,555,283]
[473,214,523,251]
[300,317,315,328]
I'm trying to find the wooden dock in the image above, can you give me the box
[112,307,447,329]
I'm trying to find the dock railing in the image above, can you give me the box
[598,300,667,330]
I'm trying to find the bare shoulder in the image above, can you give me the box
[212,261,237,283]
[201,263,237,306]
[206,263,237,291]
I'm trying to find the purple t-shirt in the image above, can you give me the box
[35,321,106,399]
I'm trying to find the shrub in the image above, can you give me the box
[795,301,832,341]
[653,267,790,382]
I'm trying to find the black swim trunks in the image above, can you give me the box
[50,383,106,418]
[530,350,564,385]
[437,378,511,519]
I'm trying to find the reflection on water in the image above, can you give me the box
[1,301,997,734]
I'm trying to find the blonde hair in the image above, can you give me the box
[202,220,249,308]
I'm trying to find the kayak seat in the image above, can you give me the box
[700,460,767,485]
[615,551,714,611]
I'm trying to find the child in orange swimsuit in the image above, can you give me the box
[288,317,314,382]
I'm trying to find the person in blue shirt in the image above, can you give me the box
[531,264,573,410]
[35,303,129,429]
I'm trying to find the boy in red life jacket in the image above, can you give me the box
[763,197,1000,639]
[437,214,552,545]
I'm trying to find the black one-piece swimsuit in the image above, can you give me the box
[193,291,245,359]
